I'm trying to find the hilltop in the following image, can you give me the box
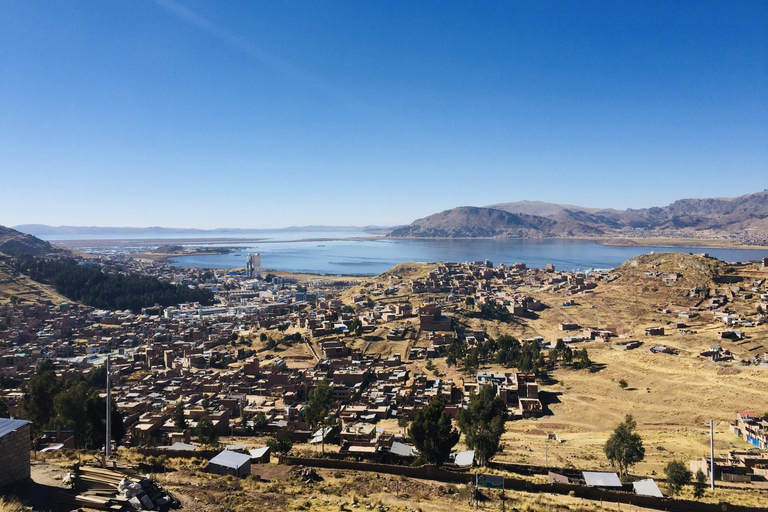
[389,206,556,238]
[0,224,61,257]
[391,189,768,243]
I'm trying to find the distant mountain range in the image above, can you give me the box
[389,189,768,242]
[13,224,390,237]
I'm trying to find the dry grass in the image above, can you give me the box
[0,497,28,512]
[0,258,69,306]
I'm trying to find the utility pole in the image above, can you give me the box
[710,418,715,490]
[105,355,112,459]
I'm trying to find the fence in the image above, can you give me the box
[279,456,766,512]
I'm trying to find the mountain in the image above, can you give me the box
[388,207,556,238]
[486,200,621,217]
[0,225,62,257]
[13,224,389,237]
[391,189,768,242]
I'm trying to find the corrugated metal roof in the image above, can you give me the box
[454,450,475,467]
[208,450,251,469]
[167,442,197,451]
[0,418,30,438]
[249,447,270,458]
[583,471,622,487]
[633,478,664,497]
[389,441,418,457]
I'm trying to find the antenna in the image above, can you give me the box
[106,355,112,459]
[710,418,715,490]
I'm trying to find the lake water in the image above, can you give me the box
[167,238,768,275]
[44,230,768,276]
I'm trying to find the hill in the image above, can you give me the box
[392,189,768,242]
[0,225,61,257]
[0,256,69,306]
[388,206,556,238]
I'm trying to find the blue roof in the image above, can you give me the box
[209,450,251,469]
[0,418,31,438]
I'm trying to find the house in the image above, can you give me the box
[644,327,665,336]
[0,418,31,490]
[208,450,252,478]
[249,446,271,464]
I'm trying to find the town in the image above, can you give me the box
[2,248,768,511]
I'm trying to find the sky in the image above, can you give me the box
[1,1,766,229]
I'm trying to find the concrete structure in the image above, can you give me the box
[246,253,261,279]
[0,418,31,490]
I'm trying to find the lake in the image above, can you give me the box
[45,231,768,275]
[166,238,768,275]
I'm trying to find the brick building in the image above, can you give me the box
[0,418,31,490]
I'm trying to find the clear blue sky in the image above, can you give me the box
[1,1,766,229]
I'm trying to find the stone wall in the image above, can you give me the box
[0,422,31,490]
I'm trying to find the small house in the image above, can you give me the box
[208,450,251,478]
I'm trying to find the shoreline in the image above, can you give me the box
[52,234,767,251]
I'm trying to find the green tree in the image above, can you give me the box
[456,385,507,466]
[20,360,60,436]
[304,379,335,454]
[604,414,645,476]
[52,381,124,449]
[408,398,459,466]
[252,412,268,431]
[174,401,188,430]
[618,378,628,389]
[196,415,219,445]
[0,396,9,418]
[464,348,480,375]
[348,318,363,337]
[664,460,692,496]
[465,296,475,307]
[693,469,707,498]
[267,429,293,456]
[397,414,410,433]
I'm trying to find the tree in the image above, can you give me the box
[260,332,267,342]
[0,396,9,418]
[52,381,123,449]
[464,348,479,375]
[456,385,507,466]
[174,401,188,430]
[465,296,475,307]
[618,378,628,389]
[304,379,335,454]
[575,348,591,369]
[196,415,219,445]
[408,398,459,466]
[20,360,59,436]
[665,460,692,496]
[604,414,645,477]
[267,430,293,456]
[252,412,269,431]
[348,318,363,337]
[397,414,410,434]
[693,469,707,498]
